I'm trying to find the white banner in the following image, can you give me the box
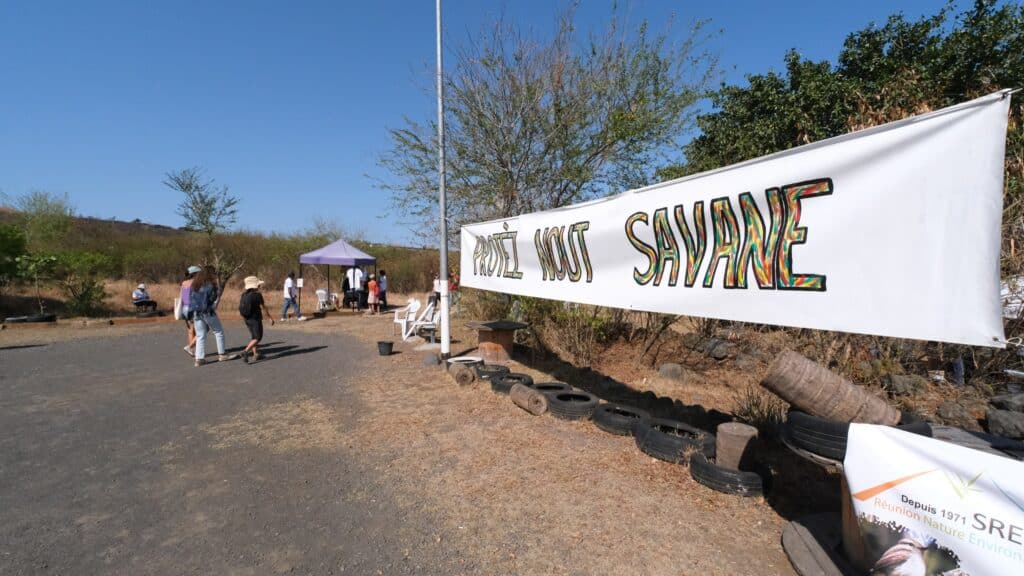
[846,424,1024,574]
[460,92,1012,347]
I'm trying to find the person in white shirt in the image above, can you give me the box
[346,267,364,291]
[432,273,441,305]
[280,271,305,321]
[378,270,388,310]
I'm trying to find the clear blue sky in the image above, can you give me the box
[0,0,964,246]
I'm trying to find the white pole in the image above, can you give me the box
[436,0,451,358]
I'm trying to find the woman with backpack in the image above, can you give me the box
[190,267,239,367]
[239,275,274,363]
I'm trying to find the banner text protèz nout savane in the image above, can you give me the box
[472,177,833,292]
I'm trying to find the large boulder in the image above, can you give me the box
[885,374,929,397]
[936,401,976,429]
[704,338,736,361]
[990,393,1024,413]
[658,362,697,384]
[987,409,1024,440]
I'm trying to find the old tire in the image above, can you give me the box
[690,453,765,497]
[786,411,933,460]
[592,403,650,436]
[545,390,599,421]
[492,372,534,394]
[532,382,572,393]
[635,417,715,464]
[136,310,161,318]
[476,364,511,381]
[5,314,57,324]
[447,356,483,370]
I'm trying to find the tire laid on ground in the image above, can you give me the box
[689,453,765,497]
[785,411,933,461]
[447,356,483,370]
[545,390,599,420]
[592,403,650,436]
[634,417,715,464]
[532,382,571,393]
[476,364,511,381]
[491,372,534,394]
[5,314,57,324]
[136,310,161,318]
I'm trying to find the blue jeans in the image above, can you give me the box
[194,313,226,359]
[281,297,300,319]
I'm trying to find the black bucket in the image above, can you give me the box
[377,341,394,356]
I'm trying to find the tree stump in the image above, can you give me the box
[449,363,476,387]
[762,350,900,425]
[510,383,548,415]
[716,422,759,470]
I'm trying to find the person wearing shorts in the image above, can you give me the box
[239,275,274,363]
[180,265,202,356]
[366,274,380,315]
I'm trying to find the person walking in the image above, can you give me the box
[378,269,388,310]
[366,273,379,315]
[432,273,441,305]
[281,271,305,322]
[179,265,201,356]
[239,275,274,363]
[190,267,239,367]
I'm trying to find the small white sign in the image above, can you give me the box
[296,278,304,288]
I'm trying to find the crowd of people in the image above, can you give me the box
[162,264,458,367]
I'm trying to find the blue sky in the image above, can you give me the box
[0,0,964,245]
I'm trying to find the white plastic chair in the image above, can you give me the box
[402,300,435,341]
[405,307,441,341]
[393,299,421,336]
[315,289,331,312]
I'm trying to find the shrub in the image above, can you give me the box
[54,251,113,316]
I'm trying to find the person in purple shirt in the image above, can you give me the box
[180,265,201,356]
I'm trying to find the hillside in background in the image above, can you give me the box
[0,209,446,312]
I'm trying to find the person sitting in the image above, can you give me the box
[132,283,157,311]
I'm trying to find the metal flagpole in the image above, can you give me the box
[436,0,451,358]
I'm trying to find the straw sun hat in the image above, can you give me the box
[243,276,265,290]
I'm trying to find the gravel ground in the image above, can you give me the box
[0,317,798,575]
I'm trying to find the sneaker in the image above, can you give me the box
[218,354,239,362]
[194,358,204,367]
[251,351,261,363]
[184,346,194,357]
[297,316,306,322]
[280,317,287,322]
[241,350,251,364]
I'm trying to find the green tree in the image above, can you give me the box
[12,190,74,253]
[0,224,27,293]
[15,254,56,315]
[164,167,245,289]
[380,8,717,242]
[53,251,114,316]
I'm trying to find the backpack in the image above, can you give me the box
[192,285,218,316]
[238,291,256,319]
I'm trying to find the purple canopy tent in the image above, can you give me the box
[298,239,377,309]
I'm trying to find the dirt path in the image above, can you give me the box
[1,317,799,575]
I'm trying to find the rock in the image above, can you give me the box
[421,353,441,367]
[735,352,762,372]
[936,401,976,429]
[886,374,929,397]
[991,393,1024,413]
[987,408,1024,440]
[658,362,697,384]
[659,362,683,379]
[681,333,704,351]
[704,338,735,361]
